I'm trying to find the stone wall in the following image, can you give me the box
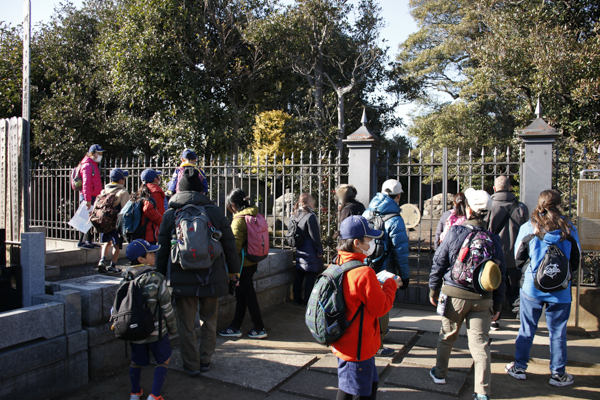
[0,291,89,400]
[422,193,454,219]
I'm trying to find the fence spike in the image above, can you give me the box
[481,148,485,157]
[469,148,473,157]
[457,148,461,156]
[493,147,497,156]
[418,149,422,161]
[506,146,510,156]
[328,151,332,163]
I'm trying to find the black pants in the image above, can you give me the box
[506,268,523,308]
[293,269,317,304]
[231,264,264,331]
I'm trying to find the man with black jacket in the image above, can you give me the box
[156,168,239,377]
[487,176,529,328]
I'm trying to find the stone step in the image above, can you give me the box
[384,364,467,396]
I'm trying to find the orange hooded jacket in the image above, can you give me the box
[332,251,397,362]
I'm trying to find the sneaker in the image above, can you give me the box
[219,327,242,338]
[201,362,211,373]
[106,265,120,273]
[129,390,143,400]
[491,321,500,331]
[473,394,489,400]
[77,242,95,250]
[91,243,101,248]
[429,367,446,384]
[376,347,395,357]
[505,362,526,380]
[183,367,201,377]
[549,373,574,387]
[248,329,268,339]
[98,259,107,273]
[148,395,164,400]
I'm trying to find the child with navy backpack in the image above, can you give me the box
[121,239,178,400]
[332,216,399,400]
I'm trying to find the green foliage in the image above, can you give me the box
[0,23,22,118]
[252,110,295,161]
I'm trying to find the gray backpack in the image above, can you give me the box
[171,204,223,270]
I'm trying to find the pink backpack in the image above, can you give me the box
[237,213,270,263]
[439,210,466,243]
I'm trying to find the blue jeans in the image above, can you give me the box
[515,291,571,375]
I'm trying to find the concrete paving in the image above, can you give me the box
[54,303,600,400]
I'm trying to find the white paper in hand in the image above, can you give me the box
[68,202,93,233]
[376,270,398,285]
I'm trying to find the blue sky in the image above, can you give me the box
[1,0,420,135]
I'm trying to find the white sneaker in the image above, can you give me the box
[505,362,527,380]
[129,390,143,400]
[549,373,574,387]
[429,367,446,384]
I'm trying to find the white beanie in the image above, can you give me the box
[464,188,492,213]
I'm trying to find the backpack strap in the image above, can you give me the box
[382,212,400,223]
[492,200,519,235]
[336,260,366,360]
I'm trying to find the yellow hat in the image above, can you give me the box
[474,260,502,294]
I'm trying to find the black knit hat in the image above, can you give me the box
[178,168,204,193]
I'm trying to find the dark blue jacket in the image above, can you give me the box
[364,193,410,279]
[294,209,324,273]
[429,221,507,312]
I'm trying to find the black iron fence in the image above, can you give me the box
[30,152,348,263]
[554,145,600,286]
[377,146,524,303]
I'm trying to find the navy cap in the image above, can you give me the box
[88,144,105,153]
[109,168,129,182]
[340,215,383,240]
[126,239,160,262]
[141,168,162,183]
[181,149,197,160]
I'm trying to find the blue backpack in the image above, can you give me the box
[121,197,156,240]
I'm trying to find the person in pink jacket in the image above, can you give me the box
[77,144,105,249]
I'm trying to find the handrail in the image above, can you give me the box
[580,169,600,179]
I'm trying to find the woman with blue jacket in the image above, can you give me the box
[505,190,581,387]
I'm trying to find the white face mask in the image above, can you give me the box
[95,155,103,163]
[361,240,376,257]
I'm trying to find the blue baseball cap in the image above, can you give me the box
[181,149,197,160]
[126,239,160,262]
[340,215,383,240]
[88,144,105,153]
[109,168,129,182]
[141,168,162,183]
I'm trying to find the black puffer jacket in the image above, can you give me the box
[429,220,507,312]
[155,191,239,298]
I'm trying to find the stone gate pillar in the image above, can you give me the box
[343,110,381,207]
[519,101,560,213]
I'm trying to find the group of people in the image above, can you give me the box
[75,144,581,400]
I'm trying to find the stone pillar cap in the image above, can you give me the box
[344,108,381,146]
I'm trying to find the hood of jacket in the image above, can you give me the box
[366,192,400,215]
[123,264,155,278]
[103,183,126,194]
[541,229,563,245]
[491,191,516,203]
[168,191,212,209]
[235,206,259,218]
[81,155,97,166]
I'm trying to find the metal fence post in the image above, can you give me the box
[518,101,559,213]
[343,110,381,207]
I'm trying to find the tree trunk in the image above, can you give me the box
[336,92,345,153]
[313,54,326,139]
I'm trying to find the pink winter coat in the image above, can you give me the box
[80,156,102,201]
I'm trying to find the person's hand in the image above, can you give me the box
[393,276,403,289]
[399,277,410,290]
[86,201,92,209]
[229,273,240,282]
[491,311,501,322]
[317,254,323,258]
[430,296,438,307]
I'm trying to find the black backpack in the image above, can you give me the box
[286,213,310,247]
[110,271,160,341]
[363,210,399,270]
[534,243,571,293]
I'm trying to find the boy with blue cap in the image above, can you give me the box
[124,239,177,400]
[333,215,400,400]
[98,168,130,273]
[166,149,208,198]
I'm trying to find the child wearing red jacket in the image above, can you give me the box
[130,169,165,244]
[333,216,400,400]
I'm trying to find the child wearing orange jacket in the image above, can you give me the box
[332,215,400,400]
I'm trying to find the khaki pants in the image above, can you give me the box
[379,312,390,349]
[435,296,493,396]
[175,296,219,371]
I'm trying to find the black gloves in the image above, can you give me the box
[400,277,409,290]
